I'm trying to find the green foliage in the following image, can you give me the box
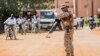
[0,0,19,21]
[0,0,54,21]
[84,18,89,26]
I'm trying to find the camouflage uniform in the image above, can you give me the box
[57,7,74,56]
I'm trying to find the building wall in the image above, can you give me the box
[55,0,100,17]
[94,0,100,15]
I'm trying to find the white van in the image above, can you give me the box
[39,10,57,29]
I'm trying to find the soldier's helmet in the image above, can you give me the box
[60,3,69,9]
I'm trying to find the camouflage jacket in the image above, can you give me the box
[57,12,74,31]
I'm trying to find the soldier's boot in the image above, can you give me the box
[66,53,71,56]
[66,52,74,56]
[66,48,74,56]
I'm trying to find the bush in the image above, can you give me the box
[84,18,89,26]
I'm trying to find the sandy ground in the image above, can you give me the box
[0,27,100,56]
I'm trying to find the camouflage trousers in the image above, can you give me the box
[64,30,74,56]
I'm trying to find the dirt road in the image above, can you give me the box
[0,28,100,56]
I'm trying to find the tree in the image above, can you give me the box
[18,0,54,9]
[0,0,19,20]
[0,0,55,20]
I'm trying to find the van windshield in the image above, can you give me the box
[40,11,55,19]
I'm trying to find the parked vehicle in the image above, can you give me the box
[39,10,57,29]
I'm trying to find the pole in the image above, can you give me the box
[75,0,78,17]
[57,0,58,8]
[73,0,76,17]
[91,0,94,16]
[86,0,89,17]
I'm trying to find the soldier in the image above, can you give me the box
[57,3,74,56]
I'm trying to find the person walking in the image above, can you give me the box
[80,17,84,28]
[17,15,26,35]
[31,15,40,33]
[4,14,17,40]
[88,16,96,30]
[74,18,78,29]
